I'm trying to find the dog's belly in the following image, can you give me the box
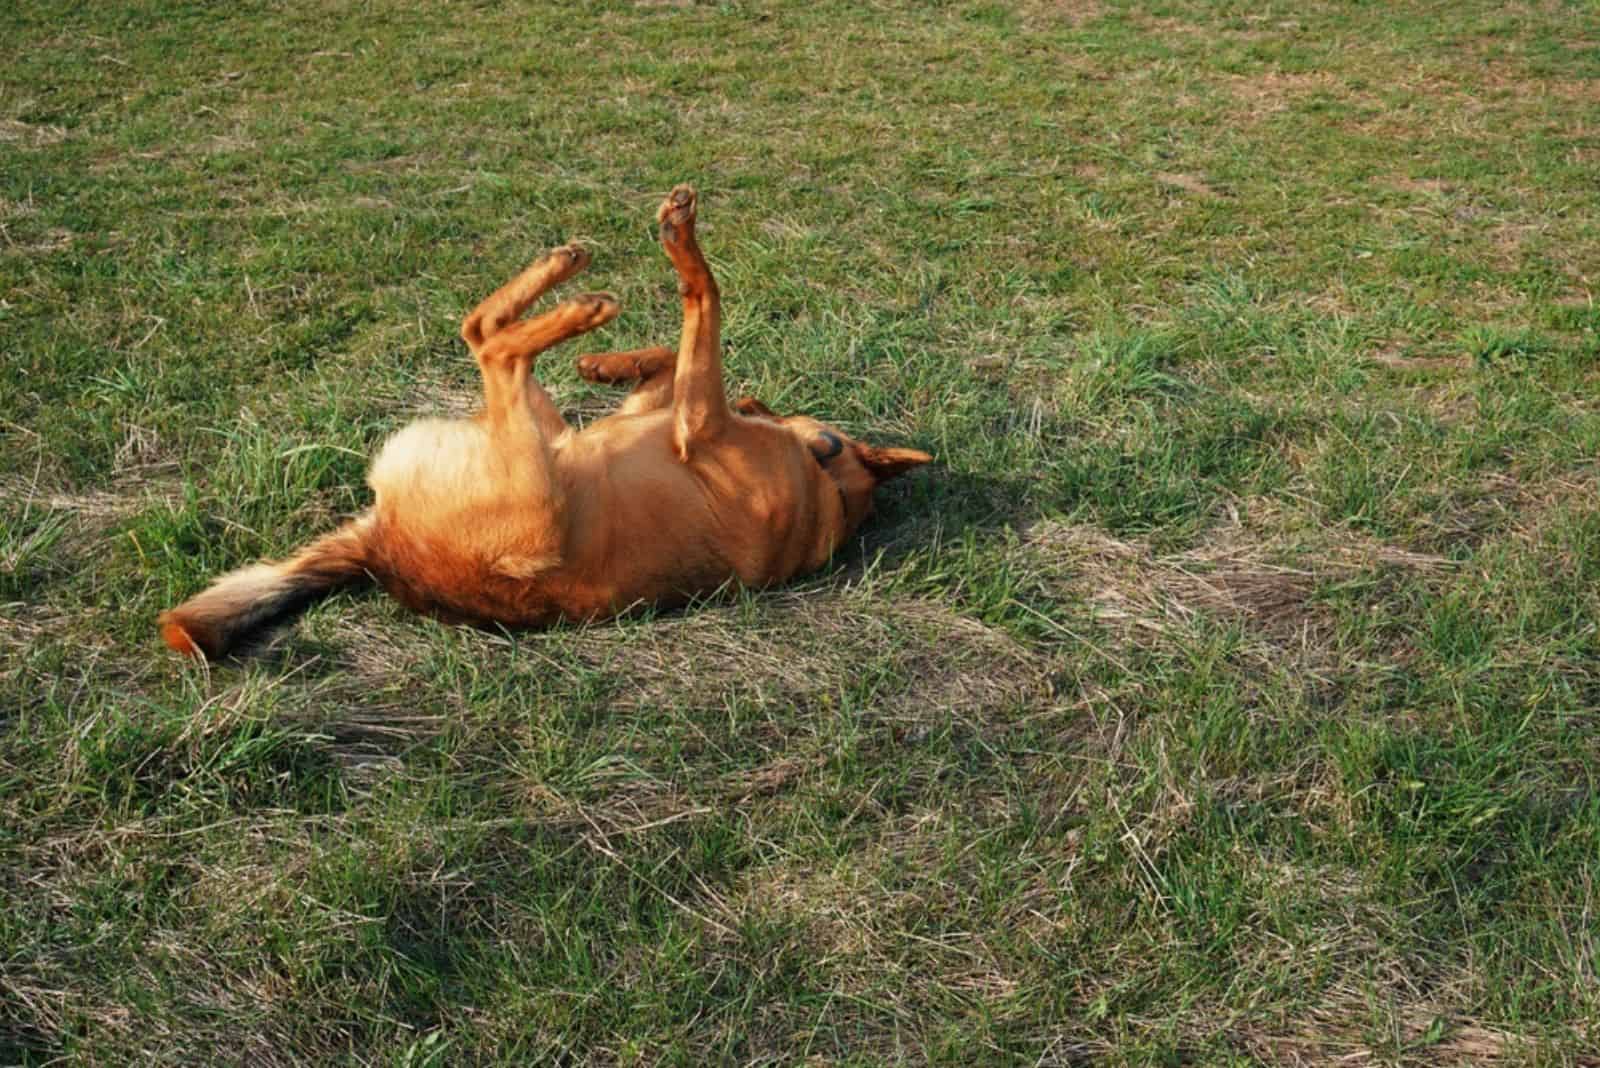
[367,418,499,513]
[361,414,731,626]
[361,411,834,629]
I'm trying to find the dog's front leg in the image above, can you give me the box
[657,185,729,462]
[575,345,678,416]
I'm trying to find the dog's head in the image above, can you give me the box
[735,397,932,535]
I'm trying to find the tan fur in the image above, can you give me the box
[160,186,931,659]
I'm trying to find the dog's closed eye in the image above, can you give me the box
[809,430,844,465]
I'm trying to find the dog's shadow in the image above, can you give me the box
[844,461,1038,572]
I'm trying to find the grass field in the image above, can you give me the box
[4,0,1600,1063]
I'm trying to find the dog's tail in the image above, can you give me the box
[159,513,376,659]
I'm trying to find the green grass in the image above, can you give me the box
[4,0,1600,1062]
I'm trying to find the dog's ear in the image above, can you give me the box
[734,396,776,418]
[857,444,933,482]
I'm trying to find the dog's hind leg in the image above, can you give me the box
[657,185,730,462]
[461,243,594,440]
[472,293,619,506]
[575,345,678,415]
[462,243,591,352]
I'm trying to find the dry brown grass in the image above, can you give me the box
[1022,515,1450,652]
[1154,172,1221,199]
[0,117,66,147]
[553,591,1049,720]
[1369,341,1474,373]
[1016,0,1107,31]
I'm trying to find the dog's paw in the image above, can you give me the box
[576,352,632,383]
[565,291,621,331]
[577,346,674,384]
[547,241,591,279]
[657,184,698,242]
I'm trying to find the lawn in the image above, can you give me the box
[3,0,1599,1063]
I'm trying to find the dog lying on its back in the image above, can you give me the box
[159,185,932,658]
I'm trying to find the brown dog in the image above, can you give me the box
[159,186,931,658]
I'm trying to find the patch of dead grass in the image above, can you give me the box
[1488,220,1548,268]
[1545,79,1600,104]
[0,192,35,215]
[0,480,141,522]
[0,118,67,148]
[0,603,71,659]
[1154,172,1221,198]
[1136,14,1209,38]
[4,226,73,255]
[1238,1006,1528,1066]
[0,459,184,582]
[1225,70,1346,114]
[1383,175,1451,196]
[1023,516,1449,654]
[1017,0,1107,31]
[274,587,1052,830]
[728,808,1030,990]
[1504,468,1600,546]
[0,462,185,627]
[726,822,1546,1064]
[566,591,1048,720]
[1369,341,1472,373]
